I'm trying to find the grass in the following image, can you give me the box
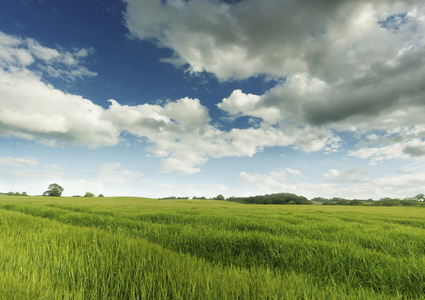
[0,195,424,299]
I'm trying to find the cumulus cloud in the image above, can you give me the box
[0,68,120,148]
[349,138,425,165]
[218,89,281,123]
[0,30,116,148]
[124,0,424,81]
[2,28,340,175]
[0,31,96,81]
[124,0,425,164]
[104,96,339,174]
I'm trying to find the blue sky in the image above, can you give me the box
[1,0,424,199]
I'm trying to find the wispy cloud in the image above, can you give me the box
[0,156,38,167]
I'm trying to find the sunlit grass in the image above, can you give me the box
[0,195,424,299]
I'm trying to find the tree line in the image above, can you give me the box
[314,194,425,206]
[1,183,103,198]
[3,182,424,207]
[226,193,312,205]
[0,191,28,196]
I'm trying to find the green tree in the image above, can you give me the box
[43,183,64,197]
[84,192,94,197]
[414,193,424,200]
[349,200,365,206]
[21,191,28,196]
[215,194,225,200]
[98,194,104,197]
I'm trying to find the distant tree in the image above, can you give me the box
[98,194,104,197]
[414,193,424,201]
[84,192,95,197]
[14,192,21,196]
[7,191,14,196]
[21,191,28,196]
[43,183,64,197]
[262,198,272,204]
[311,197,328,202]
[214,194,225,200]
[349,200,365,206]
[400,198,420,206]
[378,197,400,206]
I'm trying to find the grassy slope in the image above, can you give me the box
[0,195,424,299]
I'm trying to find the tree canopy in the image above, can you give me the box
[227,193,311,205]
[43,183,64,197]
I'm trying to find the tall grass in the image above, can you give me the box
[0,195,424,299]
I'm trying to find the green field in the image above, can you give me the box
[0,196,424,299]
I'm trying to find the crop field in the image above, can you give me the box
[0,196,424,299]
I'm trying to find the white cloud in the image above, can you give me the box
[4,169,66,180]
[104,95,340,174]
[0,31,96,81]
[239,167,425,199]
[218,89,281,123]
[163,97,211,128]
[26,38,60,62]
[238,170,291,192]
[285,168,302,176]
[0,68,120,148]
[1,159,67,180]
[349,138,425,165]
[0,156,38,167]
[322,169,425,199]
[0,31,33,67]
[99,163,143,184]
[238,170,337,198]
[323,168,368,183]
[124,0,425,81]
[124,0,425,166]
[0,30,115,148]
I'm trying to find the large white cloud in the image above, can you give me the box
[124,0,424,80]
[0,68,119,148]
[104,97,339,174]
[0,28,339,175]
[349,138,425,165]
[0,31,116,148]
[124,0,425,164]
